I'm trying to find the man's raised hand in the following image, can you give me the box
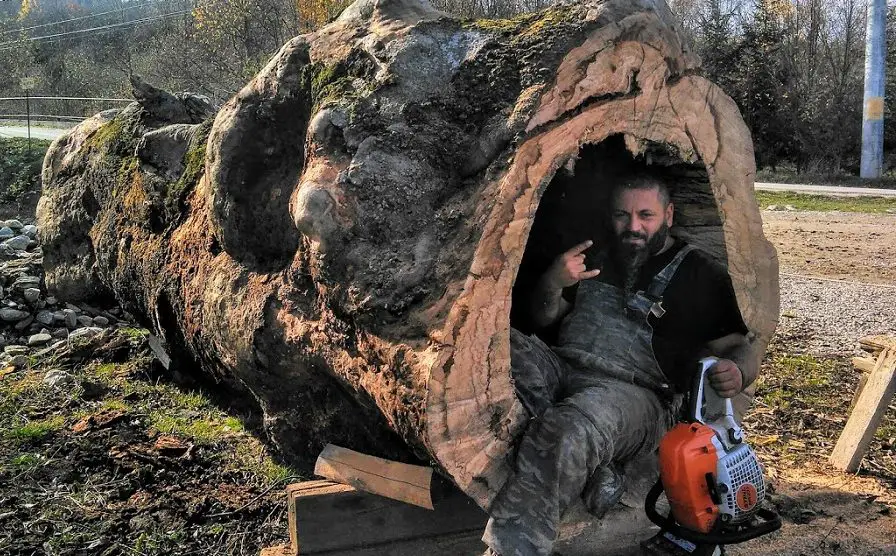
[544,240,601,290]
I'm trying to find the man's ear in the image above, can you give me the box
[665,202,674,226]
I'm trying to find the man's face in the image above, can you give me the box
[611,185,674,256]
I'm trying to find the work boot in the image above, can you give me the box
[581,463,625,518]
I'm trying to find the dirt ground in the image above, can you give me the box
[726,209,896,555]
[762,210,896,284]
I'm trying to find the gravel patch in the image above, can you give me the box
[775,272,896,356]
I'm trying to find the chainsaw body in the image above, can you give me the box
[644,358,780,552]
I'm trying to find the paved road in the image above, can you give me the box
[755,182,896,197]
[0,125,69,141]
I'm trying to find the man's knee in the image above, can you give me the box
[538,403,609,456]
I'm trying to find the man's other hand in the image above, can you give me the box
[544,240,601,290]
[708,358,743,398]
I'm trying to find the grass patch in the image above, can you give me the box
[119,327,148,343]
[756,190,896,213]
[6,415,64,443]
[232,439,296,483]
[757,168,896,189]
[7,453,41,471]
[754,353,838,412]
[148,412,242,444]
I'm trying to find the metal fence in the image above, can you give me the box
[0,94,132,143]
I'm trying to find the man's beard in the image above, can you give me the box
[612,222,670,303]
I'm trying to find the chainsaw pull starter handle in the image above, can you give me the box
[691,357,743,448]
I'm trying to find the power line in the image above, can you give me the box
[0,10,190,49]
[0,0,170,35]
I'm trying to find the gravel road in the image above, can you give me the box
[777,273,896,355]
[762,209,896,356]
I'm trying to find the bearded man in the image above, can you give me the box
[481,170,755,556]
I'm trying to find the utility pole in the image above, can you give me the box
[861,0,887,179]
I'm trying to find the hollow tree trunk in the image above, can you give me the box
[38,0,778,509]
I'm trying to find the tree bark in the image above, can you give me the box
[38,0,778,509]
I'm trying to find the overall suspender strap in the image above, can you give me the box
[645,244,696,301]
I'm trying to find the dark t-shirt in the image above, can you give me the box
[563,239,748,392]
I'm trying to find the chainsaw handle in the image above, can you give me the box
[691,357,734,423]
[644,481,782,545]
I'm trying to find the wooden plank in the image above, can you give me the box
[859,335,896,355]
[848,372,871,414]
[287,480,488,554]
[287,481,354,554]
[830,349,896,472]
[314,444,434,509]
[853,357,877,374]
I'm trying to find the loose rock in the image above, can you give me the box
[9,354,28,368]
[14,315,34,331]
[4,345,27,356]
[0,308,30,322]
[63,310,78,330]
[21,225,38,238]
[43,369,73,388]
[5,220,23,231]
[35,311,55,326]
[93,316,109,327]
[27,333,52,347]
[2,235,30,251]
[0,227,12,240]
[77,316,94,327]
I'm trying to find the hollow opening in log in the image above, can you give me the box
[510,134,726,338]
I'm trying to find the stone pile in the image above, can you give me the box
[0,218,133,369]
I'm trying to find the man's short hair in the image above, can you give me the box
[611,168,671,207]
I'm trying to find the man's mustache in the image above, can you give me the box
[620,231,647,241]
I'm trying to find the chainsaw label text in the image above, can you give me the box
[735,483,758,511]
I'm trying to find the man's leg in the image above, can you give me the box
[482,379,671,556]
[508,328,567,417]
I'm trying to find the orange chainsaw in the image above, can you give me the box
[643,357,781,556]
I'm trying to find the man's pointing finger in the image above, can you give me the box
[564,240,593,257]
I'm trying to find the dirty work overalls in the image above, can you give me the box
[483,245,694,556]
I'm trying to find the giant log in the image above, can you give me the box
[38,0,778,509]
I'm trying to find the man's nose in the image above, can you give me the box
[627,217,642,232]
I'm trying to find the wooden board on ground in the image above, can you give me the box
[831,348,896,472]
[313,443,434,509]
[859,335,896,355]
[286,479,488,555]
[853,356,877,374]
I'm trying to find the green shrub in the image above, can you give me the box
[0,138,51,203]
